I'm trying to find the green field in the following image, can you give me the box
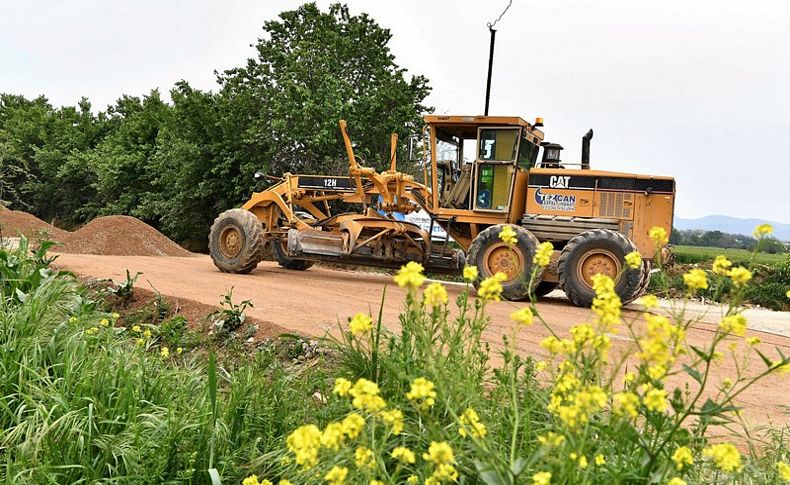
[672,245,788,266]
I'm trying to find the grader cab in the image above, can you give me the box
[209,115,675,307]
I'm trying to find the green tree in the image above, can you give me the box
[218,2,431,177]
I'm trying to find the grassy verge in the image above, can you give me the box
[651,247,790,311]
[2,236,790,484]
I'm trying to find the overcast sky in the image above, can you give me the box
[2,0,789,222]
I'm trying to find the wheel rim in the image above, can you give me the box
[219,226,243,258]
[482,242,524,282]
[576,249,622,290]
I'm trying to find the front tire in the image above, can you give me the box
[209,208,264,274]
[558,229,642,307]
[466,224,542,301]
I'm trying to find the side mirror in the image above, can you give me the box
[407,135,421,162]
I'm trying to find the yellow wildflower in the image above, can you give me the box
[719,314,747,336]
[341,413,365,438]
[349,312,373,336]
[642,294,659,309]
[349,378,386,412]
[286,424,322,468]
[614,392,640,418]
[143,329,152,338]
[136,338,145,346]
[463,265,478,282]
[131,325,141,333]
[746,336,760,346]
[379,408,404,434]
[777,461,790,481]
[68,316,78,324]
[533,241,554,267]
[458,407,487,438]
[753,223,773,238]
[535,361,547,371]
[649,226,669,245]
[324,465,348,485]
[722,378,733,389]
[370,481,384,485]
[111,312,120,320]
[320,422,345,450]
[393,261,425,288]
[160,347,170,358]
[333,377,352,397]
[666,479,687,485]
[355,446,374,469]
[499,225,518,246]
[595,454,606,466]
[391,446,416,464]
[712,255,733,275]
[728,266,752,287]
[477,272,507,301]
[577,454,588,469]
[702,443,742,472]
[625,251,642,269]
[278,481,293,485]
[591,273,621,329]
[100,318,109,327]
[786,289,790,299]
[85,327,99,335]
[643,387,668,413]
[532,471,552,485]
[243,475,260,485]
[510,307,534,326]
[672,446,693,470]
[176,347,183,355]
[406,377,436,411]
[683,268,708,292]
[771,361,790,373]
[430,463,458,483]
[424,282,448,307]
[406,476,419,485]
[537,432,566,447]
[423,441,454,465]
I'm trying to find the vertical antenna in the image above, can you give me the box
[484,28,496,116]
[484,0,513,116]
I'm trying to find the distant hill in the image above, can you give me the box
[675,215,790,242]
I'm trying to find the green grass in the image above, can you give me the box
[673,245,788,266]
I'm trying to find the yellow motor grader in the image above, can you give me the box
[209,115,674,307]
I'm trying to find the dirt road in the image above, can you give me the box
[54,253,789,429]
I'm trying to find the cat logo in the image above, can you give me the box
[549,175,571,189]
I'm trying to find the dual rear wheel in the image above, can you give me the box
[466,225,649,306]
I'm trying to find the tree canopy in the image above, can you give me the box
[0,3,431,249]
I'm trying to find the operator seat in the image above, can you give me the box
[442,164,472,209]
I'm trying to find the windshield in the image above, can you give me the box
[478,128,519,162]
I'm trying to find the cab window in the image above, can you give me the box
[478,128,519,161]
[517,137,539,170]
[475,164,512,210]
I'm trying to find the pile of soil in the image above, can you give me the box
[0,210,68,240]
[58,216,193,257]
[0,211,192,257]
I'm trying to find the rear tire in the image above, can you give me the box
[558,229,642,307]
[466,224,542,301]
[209,208,264,274]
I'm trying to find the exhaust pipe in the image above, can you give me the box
[581,129,593,170]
